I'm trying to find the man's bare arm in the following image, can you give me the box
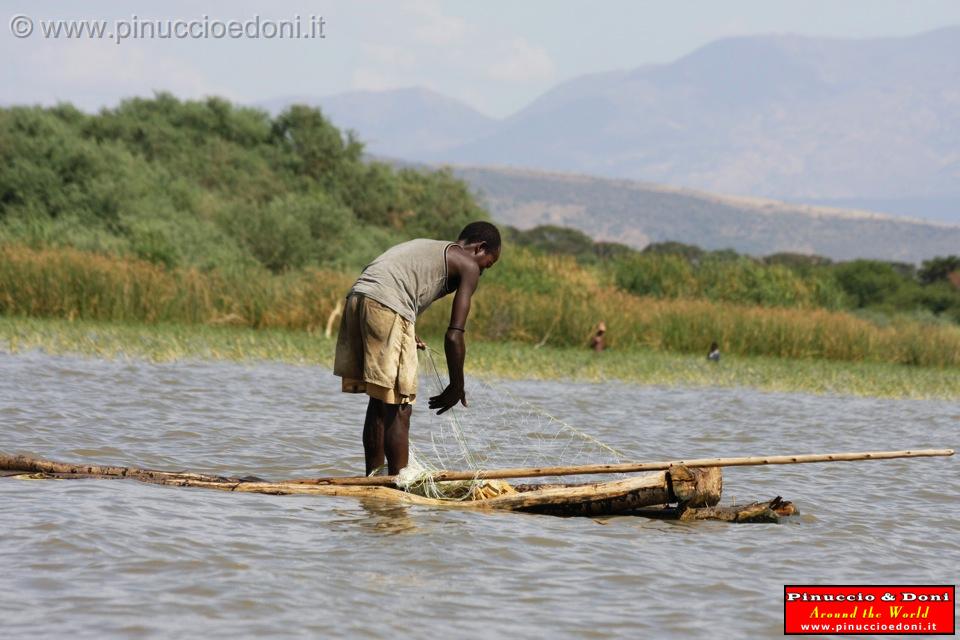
[428,255,480,414]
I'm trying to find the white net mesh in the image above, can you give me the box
[394,347,631,499]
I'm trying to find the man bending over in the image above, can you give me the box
[333,221,501,475]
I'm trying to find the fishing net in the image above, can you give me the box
[392,347,631,500]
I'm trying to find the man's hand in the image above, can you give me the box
[428,384,467,415]
[415,335,427,351]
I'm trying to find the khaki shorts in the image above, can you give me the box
[333,294,418,405]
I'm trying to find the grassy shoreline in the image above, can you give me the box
[1,316,957,400]
[5,245,960,367]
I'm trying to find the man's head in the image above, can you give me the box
[457,221,501,272]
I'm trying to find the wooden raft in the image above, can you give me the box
[0,453,776,519]
[3,448,949,521]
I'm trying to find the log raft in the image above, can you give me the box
[0,453,728,518]
[5,447,951,521]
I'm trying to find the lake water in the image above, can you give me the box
[1,350,957,638]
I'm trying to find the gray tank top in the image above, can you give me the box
[349,239,455,323]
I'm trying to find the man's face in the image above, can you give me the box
[478,246,500,274]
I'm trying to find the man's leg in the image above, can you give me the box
[383,403,411,475]
[363,397,385,475]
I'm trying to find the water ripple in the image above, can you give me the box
[0,350,957,638]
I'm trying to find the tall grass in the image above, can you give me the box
[415,285,960,367]
[2,244,959,367]
[421,251,960,367]
[0,245,352,329]
[613,253,848,309]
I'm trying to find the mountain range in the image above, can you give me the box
[259,26,960,225]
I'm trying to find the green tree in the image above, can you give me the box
[509,225,596,257]
[0,95,493,272]
[833,260,906,308]
[918,255,960,285]
[642,241,705,263]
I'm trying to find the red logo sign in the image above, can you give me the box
[784,585,955,635]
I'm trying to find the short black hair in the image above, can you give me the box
[458,221,501,252]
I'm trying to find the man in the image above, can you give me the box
[333,221,501,476]
[589,321,607,352]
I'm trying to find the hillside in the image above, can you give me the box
[454,166,960,263]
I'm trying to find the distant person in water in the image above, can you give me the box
[590,322,607,352]
[707,341,721,362]
[333,222,502,476]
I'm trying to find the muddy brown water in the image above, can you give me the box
[1,350,957,638]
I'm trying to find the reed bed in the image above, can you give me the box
[2,245,959,367]
[421,285,960,368]
[2,316,957,399]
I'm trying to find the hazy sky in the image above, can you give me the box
[3,0,960,117]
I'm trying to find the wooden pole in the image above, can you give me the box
[290,448,955,486]
[1,448,952,488]
[0,453,231,483]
